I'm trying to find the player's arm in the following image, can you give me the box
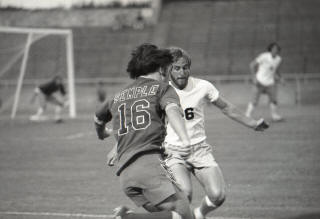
[275,62,283,84]
[212,96,269,131]
[249,59,259,84]
[165,103,191,156]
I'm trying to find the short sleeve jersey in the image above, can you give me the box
[39,80,66,96]
[95,77,180,175]
[255,52,282,86]
[165,77,219,146]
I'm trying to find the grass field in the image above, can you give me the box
[0,90,320,219]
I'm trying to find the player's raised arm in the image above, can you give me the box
[212,96,269,131]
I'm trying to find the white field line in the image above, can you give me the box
[0,211,251,219]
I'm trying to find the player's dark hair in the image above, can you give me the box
[267,42,281,52]
[168,46,191,67]
[126,43,173,79]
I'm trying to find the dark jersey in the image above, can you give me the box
[97,87,107,102]
[95,77,180,175]
[39,80,66,96]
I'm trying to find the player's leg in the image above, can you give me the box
[188,141,226,219]
[117,153,194,219]
[165,154,193,201]
[193,165,226,219]
[267,85,283,121]
[47,95,65,122]
[246,83,261,117]
[30,89,46,121]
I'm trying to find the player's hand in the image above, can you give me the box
[164,143,191,158]
[254,118,269,131]
[101,127,113,139]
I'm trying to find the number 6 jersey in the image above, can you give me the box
[95,77,181,175]
[165,77,220,146]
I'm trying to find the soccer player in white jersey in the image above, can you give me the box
[163,47,269,219]
[245,42,283,121]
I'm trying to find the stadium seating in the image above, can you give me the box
[0,0,319,80]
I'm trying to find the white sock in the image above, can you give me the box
[246,102,254,117]
[172,211,182,219]
[194,207,205,219]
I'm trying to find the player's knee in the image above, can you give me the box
[207,188,226,207]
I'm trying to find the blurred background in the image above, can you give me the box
[0,0,320,117]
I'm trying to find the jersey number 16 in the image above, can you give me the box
[118,99,151,135]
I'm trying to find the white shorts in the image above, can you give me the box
[164,141,218,169]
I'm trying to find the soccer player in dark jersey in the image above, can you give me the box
[30,75,67,123]
[94,43,195,219]
[96,80,107,103]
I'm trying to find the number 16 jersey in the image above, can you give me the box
[95,77,180,175]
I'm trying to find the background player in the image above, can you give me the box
[94,43,195,219]
[30,75,68,123]
[96,80,107,103]
[163,47,269,219]
[245,42,283,121]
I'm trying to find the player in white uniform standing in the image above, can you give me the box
[163,47,269,219]
[245,42,283,121]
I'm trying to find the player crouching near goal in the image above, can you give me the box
[29,75,68,123]
[163,47,269,219]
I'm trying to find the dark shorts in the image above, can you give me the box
[252,82,277,105]
[119,152,176,207]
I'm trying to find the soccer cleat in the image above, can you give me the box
[271,114,284,122]
[113,206,132,219]
[55,118,64,124]
[29,115,48,122]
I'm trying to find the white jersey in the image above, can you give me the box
[165,77,219,146]
[255,52,282,86]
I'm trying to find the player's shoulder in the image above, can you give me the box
[192,77,217,90]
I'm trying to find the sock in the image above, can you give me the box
[246,102,254,117]
[194,207,205,219]
[122,211,173,219]
[36,107,44,116]
[270,103,281,119]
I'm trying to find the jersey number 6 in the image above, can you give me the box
[184,107,194,120]
[118,99,151,135]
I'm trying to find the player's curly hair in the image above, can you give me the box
[126,43,173,79]
[267,42,281,52]
[168,46,191,67]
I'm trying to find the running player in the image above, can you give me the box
[245,42,283,121]
[96,80,107,103]
[163,47,269,219]
[94,43,195,219]
[29,75,68,123]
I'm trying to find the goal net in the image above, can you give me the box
[0,26,76,119]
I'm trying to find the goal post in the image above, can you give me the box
[0,26,76,119]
